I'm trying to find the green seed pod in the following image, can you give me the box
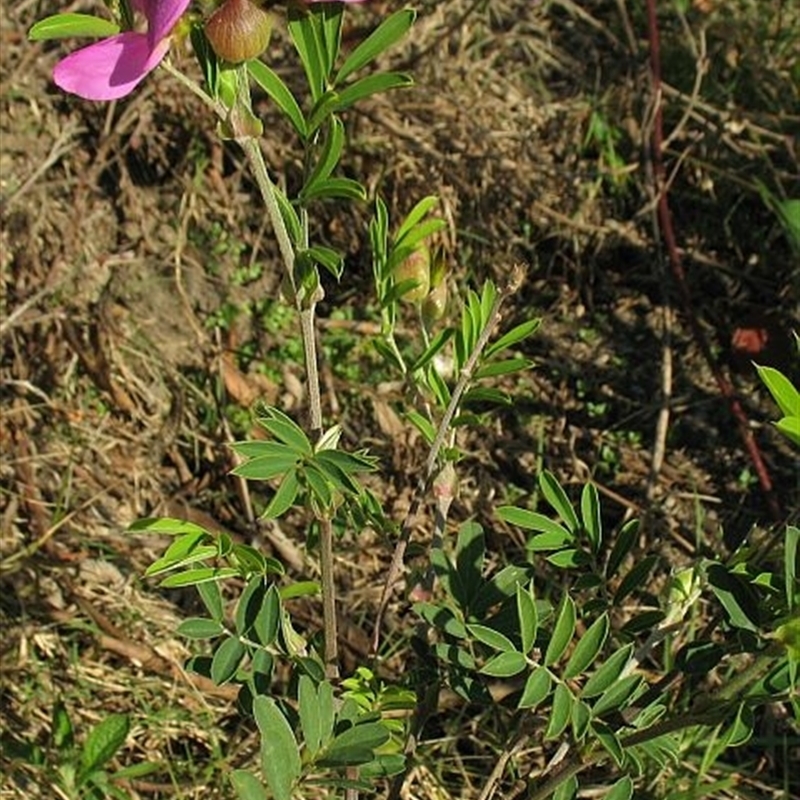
[421,279,447,327]
[394,246,430,304]
[205,0,273,64]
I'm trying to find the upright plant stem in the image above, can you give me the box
[240,137,338,677]
[239,138,296,287]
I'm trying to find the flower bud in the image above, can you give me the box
[205,0,272,64]
[394,246,430,304]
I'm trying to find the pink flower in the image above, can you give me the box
[53,0,191,101]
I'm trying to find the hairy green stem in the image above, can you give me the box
[239,138,296,288]
[241,139,336,675]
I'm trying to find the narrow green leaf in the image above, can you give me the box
[303,116,345,197]
[314,448,376,474]
[318,679,336,747]
[775,416,800,447]
[405,410,436,445]
[231,543,282,576]
[79,714,129,777]
[231,451,300,482]
[191,25,219,99]
[177,618,225,639]
[518,666,552,710]
[434,642,475,671]
[211,636,246,685]
[471,564,532,617]
[320,722,390,766]
[146,544,217,577]
[336,9,416,83]
[334,72,413,111]
[305,462,334,509]
[307,460,355,497]
[563,613,609,679]
[580,483,602,553]
[581,643,634,698]
[539,471,580,533]
[253,585,281,646]
[263,469,301,519]
[544,683,573,740]
[254,696,301,800]
[480,281,496,325]
[129,517,209,537]
[546,548,591,569]
[303,246,343,279]
[395,195,440,244]
[317,0,343,76]
[475,358,534,380]
[455,521,485,609]
[279,581,320,601]
[468,624,516,653]
[257,408,312,454]
[414,601,468,639]
[497,506,574,540]
[274,184,302,245]
[159,567,239,588]
[460,386,511,407]
[553,775,578,800]
[230,439,298,463]
[144,529,211,575]
[410,328,454,372]
[786,525,799,612]
[392,217,447,256]
[756,364,800,418]
[247,60,307,139]
[301,177,367,203]
[360,753,406,779]
[591,720,625,767]
[426,362,452,407]
[29,13,119,41]
[298,676,322,756]
[480,651,527,678]
[606,518,639,578]
[231,770,268,800]
[591,674,642,717]
[307,89,341,135]
[235,575,266,636]
[722,703,754,748]
[198,579,224,621]
[526,531,575,552]
[253,648,275,696]
[544,594,575,666]
[484,318,541,358]
[606,776,633,800]
[517,584,538,655]
[614,554,658,604]
[707,564,760,631]
[571,699,592,740]
[621,609,664,636]
[288,5,326,102]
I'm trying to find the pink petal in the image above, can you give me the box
[53,32,169,101]
[143,0,192,48]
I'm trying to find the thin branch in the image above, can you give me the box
[371,265,526,655]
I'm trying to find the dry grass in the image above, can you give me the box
[1,0,799,797]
